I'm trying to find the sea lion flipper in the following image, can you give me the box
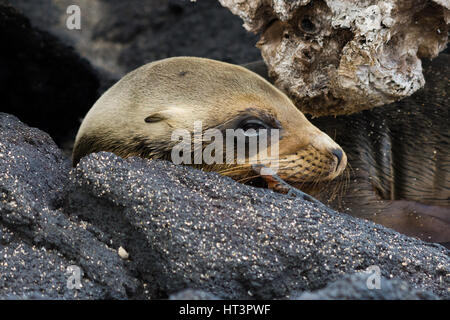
[253,163,330,210]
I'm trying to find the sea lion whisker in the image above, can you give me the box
[237,174,262,183]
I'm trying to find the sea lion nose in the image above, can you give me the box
[331,148,343,168]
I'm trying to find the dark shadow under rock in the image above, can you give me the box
[12,0,262,83]
[117,0,262,72]
[66,152,450,299]
[0,2,100,146]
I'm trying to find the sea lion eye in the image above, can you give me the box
[238,118,269,136]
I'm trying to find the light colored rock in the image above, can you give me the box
[118,246,129,260]
[220,0,449,116]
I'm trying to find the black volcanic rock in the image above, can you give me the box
[0,113,140,299]
[169,289,221,300]
[66,152,449,299]
[292,273,438,300]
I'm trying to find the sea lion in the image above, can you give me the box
[72,57,347,189]
[245,55,450,246]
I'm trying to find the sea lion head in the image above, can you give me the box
[73,57,347,189]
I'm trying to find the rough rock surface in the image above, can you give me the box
[220,0,449,116]
[0,113,448,299]
[0,2,100,145]
[293,273,438,300]
[66,152,449,299]
[170,272,441,300]
[0,113,141,299]
[169,289,221,300]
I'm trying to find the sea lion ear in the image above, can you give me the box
[145,107,188,123]
[144,113,167,123]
